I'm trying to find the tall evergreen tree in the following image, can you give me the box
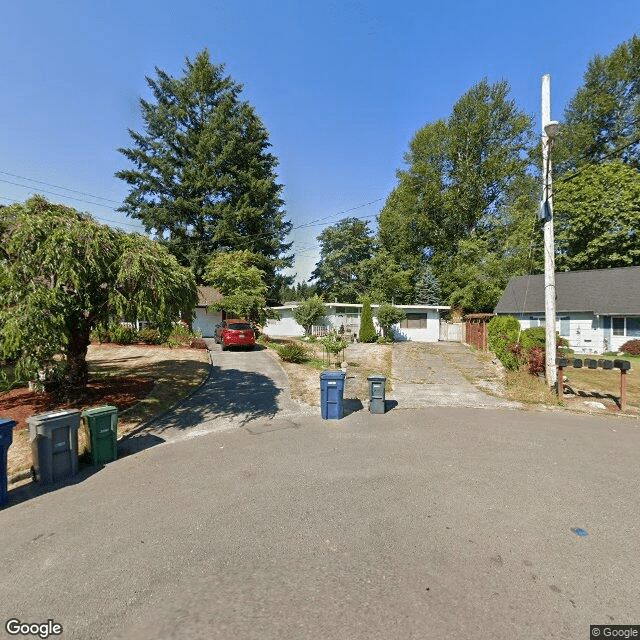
[116,49,293,294]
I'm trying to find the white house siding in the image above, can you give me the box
[264,305,445,342]
[192,308,222,337]
[264,309,305,337]
[514,312,623,354]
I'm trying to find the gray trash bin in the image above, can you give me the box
[27,410,81,484]
[367,374,387,414]
[0,418,16,508]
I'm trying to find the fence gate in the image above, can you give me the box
[439,320,464,342]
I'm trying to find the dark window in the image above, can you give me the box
[400,313,429,329]
[613,317,625,336]
[227,323,252,331]
[627,317,640,337]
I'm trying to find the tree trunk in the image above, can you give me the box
[64,326,91,396]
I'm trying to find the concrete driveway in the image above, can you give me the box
[118,340,313,455]
[391,341,520,410]
[1,406,639,639]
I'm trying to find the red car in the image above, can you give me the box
[215,319,256,351]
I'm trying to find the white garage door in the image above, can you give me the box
[192,308,222,337]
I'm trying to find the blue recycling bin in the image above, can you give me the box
[0,418,16,508]
[320,370,346,420]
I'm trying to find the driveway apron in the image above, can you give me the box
[390,341,520,410]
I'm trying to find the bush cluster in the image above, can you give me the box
[90,323,201,347]
[277,341,307,363]
[621,339,640,356]
[488,316,521,370]
[491,316,573,376]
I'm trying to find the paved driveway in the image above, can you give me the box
[391,342,520,410]
[119,340,313,455]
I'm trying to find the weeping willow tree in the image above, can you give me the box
[0,196,196,395]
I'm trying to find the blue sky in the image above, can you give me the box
[1,1,637,282]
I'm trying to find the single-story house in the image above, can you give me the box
[263,302,451,342]
[494,266,640,354]
[192,286,223,337]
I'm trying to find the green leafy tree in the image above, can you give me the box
[553,160,640,270]
[116,49,293,293]
[378,79,535,310]
[360,249,415,304]
[358,297,377,343]
[320,332,349,365]
[375,304,406,339]
[293,296,326,336]
[559,35,640,169]
[311,217,375,303]
[0,197,196,395]
[204,250,269,323]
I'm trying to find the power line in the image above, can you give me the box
[0,170,121,204]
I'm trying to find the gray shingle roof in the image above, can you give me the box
[494,266,640,316]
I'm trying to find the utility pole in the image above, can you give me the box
[541,74,557,389]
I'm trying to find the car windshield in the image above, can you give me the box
[227,323,252,331]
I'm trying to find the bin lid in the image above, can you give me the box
[81,405,118,417]
[27,409,82,424]
[320,370,346,380]
[0,417,16,432]
[367,373,387,381]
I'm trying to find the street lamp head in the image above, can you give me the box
[544,121,560,139]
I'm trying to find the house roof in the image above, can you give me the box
[269,302,450,311]
[196,286,223,307]
[494,266,640,316]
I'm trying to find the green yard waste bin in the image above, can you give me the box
[81,406,118,467]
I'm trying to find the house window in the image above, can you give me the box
[558,316,570,337]
[528,316,540,327]
[613,317,625,336]
[400,313,429,329]
[627,318,640,337]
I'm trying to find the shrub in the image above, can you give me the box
[320,332,349,363]
[91,325,112,344]
[375,303,406,340]
[621,339,640,356]
[524,345,546,375]
[257,334,271,345]
[293,296,326,335]
[190,337,207,350]
[110,325,138,345]
[278,341,307,363]
[359,297,377,343]
[488,315,521,370]
[137,328,163,345]
[520,327,546,349]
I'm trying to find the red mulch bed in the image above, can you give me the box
[0,377,155,432]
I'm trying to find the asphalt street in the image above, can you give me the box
[1,344,639,639]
